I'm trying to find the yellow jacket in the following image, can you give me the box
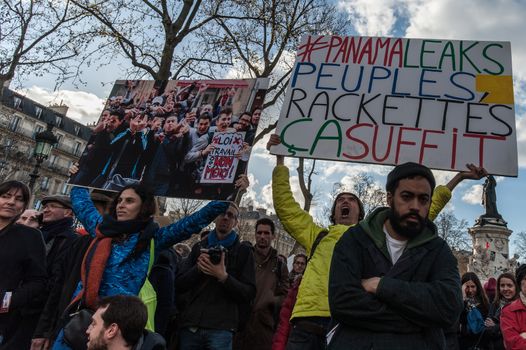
[272,165,451,319]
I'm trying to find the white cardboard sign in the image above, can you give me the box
[200,131,246,183]
[272,35,517,176]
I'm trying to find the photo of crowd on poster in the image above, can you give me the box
[69,79,267,200]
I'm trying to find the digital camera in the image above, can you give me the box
[208,245,227,265]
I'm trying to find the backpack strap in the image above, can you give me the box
[308,230,329,262]
[147,239,155,275]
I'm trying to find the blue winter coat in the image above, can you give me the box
[70,186,228,297]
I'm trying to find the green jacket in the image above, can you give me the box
[328,207,463,350]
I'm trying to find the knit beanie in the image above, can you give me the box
[330,192,365,223]
[386,162,436,193]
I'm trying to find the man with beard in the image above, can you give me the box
[86,295,163,350]
[234,218,289,350]
[328,162,464,350]
[268,134,485,350]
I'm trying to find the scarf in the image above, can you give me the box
[40,217,74,242]
[207,229,237,248]
[70,216,157,310]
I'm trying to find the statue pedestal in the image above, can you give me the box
[467,223,513,279]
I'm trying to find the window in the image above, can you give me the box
[33,124,44,138]
[35,106,43,119]
[61,182,70,195]
[55,133,63,147]
[41,177,50,190]
[8,116,21,131]
[55,115,62,127]
[73,141,82,156]
[48,154,57,165]
[74,125,80,135]
[13,96,22,109]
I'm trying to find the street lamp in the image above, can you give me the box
[28,123,58,191]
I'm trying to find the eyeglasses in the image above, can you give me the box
[43,203,67,210]
[221,211,238,219]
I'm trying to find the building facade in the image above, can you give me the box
[0,88,91,204]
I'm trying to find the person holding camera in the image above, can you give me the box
[175,203,256,350]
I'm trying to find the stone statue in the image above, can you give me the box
[482,175,501,218]
[477,175,505,226]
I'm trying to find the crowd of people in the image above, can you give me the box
[70,81,260,199]
[1,131,525,350]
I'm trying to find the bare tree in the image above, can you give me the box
[165,197,206,220]
[1,0,89,93]
[70,0,234,80]
[191,0,350,143]
[512,231,526,261]
[435,211,471,252]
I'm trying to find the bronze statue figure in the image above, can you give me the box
[481,175,503,220]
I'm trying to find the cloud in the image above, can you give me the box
[322,161,391,178]
[462,184,483,205]
[16,85,105,124]
[405,0,526,76]
[338,0,408,36]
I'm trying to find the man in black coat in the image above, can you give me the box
[31,192,112,349]
[31,195,78,349]
[175,203,256,349]
[0,181,47,349]
[328,162,463,350]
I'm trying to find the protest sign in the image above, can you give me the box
[271,35,517,176]
[201,131,246,183]
[69,78,268,199]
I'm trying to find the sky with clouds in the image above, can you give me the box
[14,0,526,254]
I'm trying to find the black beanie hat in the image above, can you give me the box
[330,192,365,224]
[386,162,436,193]
[516,264,526,285]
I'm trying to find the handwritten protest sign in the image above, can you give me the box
[69,78,268,199]
[271,35,517,176]
[201,131,246,183]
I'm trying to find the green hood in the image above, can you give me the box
[359,207,438,262]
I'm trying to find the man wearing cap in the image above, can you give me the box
[328,162,463,349]
[267,134,485,350]
[39,195,77,265]
[30,196,77,350]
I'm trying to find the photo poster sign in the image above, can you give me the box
[271,35,518,176]
[69,78,269,200]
